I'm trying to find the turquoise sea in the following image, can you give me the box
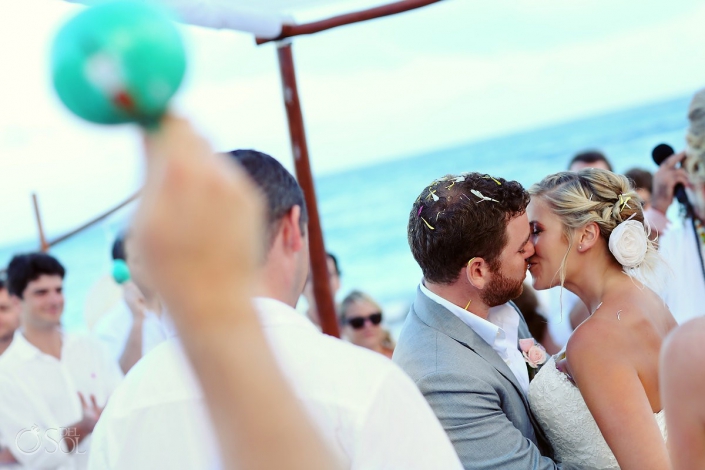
[0,94,691,332]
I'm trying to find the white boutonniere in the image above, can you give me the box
[519,338,548,380]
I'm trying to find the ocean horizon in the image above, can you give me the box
[0,93,691,333]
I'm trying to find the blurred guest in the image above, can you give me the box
[0,253,122,469]
[93,232,172,373]
[0,277,20,466]
[661,317,705,469]
[340,290,395,359]
[512,283,560,355]
[624,167,654,210]
[123,116,343,470]
[646,149,689,237]
[658,89,705,323]
[89,145,462,469]
[568,150,613,172]
[0,278,20,357]
[302,252,341,327]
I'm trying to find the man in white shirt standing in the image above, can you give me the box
[0,253,123,470]
[89,149,462,470]
[0,277,21,467]
[394,173,576,469]
[93,232,172,373]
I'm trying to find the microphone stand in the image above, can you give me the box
[683,201,705,284]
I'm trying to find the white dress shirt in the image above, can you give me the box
[89,297,463,470]
[93,300,173,362]
[0,331,123,469]
[659,220,705,324]
[420,283,531,395]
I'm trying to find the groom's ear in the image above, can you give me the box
[465,257,491,290]
[577,222,600,252]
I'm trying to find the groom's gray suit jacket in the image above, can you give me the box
[393,288,580,470]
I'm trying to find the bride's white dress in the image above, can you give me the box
[528,356,667,469]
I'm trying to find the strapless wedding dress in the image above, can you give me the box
[528,356,667,469]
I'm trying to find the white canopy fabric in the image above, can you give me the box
[66,0,395,38]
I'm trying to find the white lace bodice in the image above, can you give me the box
[528,356,667,469]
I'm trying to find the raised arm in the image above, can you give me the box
[133,115,341,470]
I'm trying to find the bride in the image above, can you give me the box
[526,169,676,469]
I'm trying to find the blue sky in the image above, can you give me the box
[1,0,704,244]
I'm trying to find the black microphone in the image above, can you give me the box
[651,143,691,210]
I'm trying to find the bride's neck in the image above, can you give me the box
[564,252,624,314]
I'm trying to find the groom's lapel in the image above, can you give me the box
[413,288,529,407]
[510,301,554,454]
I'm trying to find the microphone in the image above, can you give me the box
[651,143,691,210]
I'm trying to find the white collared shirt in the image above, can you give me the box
[0,331,123,469]
[420,283,531,395]
[89,297,463,470]
[93,300,175,362]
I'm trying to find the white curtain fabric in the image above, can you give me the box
[65,0,392,36]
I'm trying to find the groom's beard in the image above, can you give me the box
[480,265,524,307]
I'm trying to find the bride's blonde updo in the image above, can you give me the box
[529,168,662,289]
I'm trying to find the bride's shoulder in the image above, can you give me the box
[566,311,630,361]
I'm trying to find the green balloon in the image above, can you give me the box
[51,1,186,125]
[112,259,131,284]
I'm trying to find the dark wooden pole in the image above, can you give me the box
[32,193,50,252]
[257,0,441,45]
[277,42,340,338]
[48,191,139,248]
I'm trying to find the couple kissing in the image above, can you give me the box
[394,171,675,469]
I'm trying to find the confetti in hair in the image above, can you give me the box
[417,206,423,217]
[482,175,502,185]
[618,194,632,212]
[421,217,435,230]
[467,257,476,266]
[470,189,499,203]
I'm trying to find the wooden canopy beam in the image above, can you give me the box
[256,0,442,45]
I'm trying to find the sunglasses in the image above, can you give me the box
[346,312,383,329]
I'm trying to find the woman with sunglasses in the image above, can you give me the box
[340,291,395,359]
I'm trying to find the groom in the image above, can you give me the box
[394,173,578,469]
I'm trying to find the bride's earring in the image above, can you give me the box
[579,244,583,250]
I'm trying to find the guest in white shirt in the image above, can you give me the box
[89,149,462,470]
[93,232,171,373]
[0,277,21,467]
[0,253,123,470]
[0,277,20,358]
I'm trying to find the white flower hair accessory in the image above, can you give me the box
[608,215,648,268]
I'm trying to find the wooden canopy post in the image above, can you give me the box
[277,42,340,338]
[32,193,50,252]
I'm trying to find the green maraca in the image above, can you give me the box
[51,1,186,126]
[112,259,131,284]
